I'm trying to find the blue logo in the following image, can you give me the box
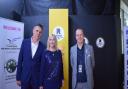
[56,28,61,35]
[53,26,64,41]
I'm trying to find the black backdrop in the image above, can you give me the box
[21,15,122,89]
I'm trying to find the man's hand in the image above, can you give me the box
[39,86,43,89]
[16,80,21,86]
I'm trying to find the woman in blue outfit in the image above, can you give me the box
[40,34,64,89]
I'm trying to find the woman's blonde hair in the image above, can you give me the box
[47,34,58,50]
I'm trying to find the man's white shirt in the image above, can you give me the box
[31,38,39,58]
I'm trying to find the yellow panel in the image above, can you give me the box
[49,9,69,89]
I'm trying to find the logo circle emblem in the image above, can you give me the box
[84,37,89,44]
[53,26,64,41]
[5,59,16,73]
[96,37,105,48]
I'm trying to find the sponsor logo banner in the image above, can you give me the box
[0,17,24,89]
[124,26,128,89]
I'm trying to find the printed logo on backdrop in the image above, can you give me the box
[3,25,21,31]
[6,37,21,47]
[4,59,17,82]
[96,37,105,48]
[1,37,21,50]
[4,59,16,73]
[84,37,89,44]
[53,26,64,41]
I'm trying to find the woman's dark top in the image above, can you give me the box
[40,50,64,88]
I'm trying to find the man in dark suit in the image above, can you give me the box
[16,24,45,89]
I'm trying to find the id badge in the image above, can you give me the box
[78,65,82,73]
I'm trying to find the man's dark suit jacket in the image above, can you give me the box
[16,38,45,87]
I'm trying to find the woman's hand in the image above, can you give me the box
[62,80,64,87]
